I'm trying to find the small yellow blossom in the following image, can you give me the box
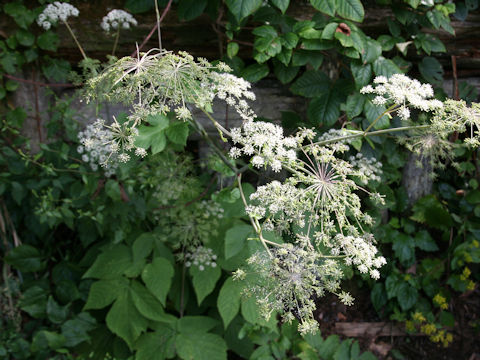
[405,320,416,332]
[433,294,448,310]
[421,323,437,335]
[466,280,476,291]
[412,312,426,322]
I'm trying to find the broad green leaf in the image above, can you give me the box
[15,29,34,47]
[135,114,169,154]
[397,283,418,311]
[318,335,340,359]
[418,56,443,85]
[142,257,174,306]
[61,313,96,347]
[177,0,208,21]
[361,38,382,64]
[346,93,366,119]
[333,339,353,360]
[371,283,387,311]
[133,233,155,262]
[177,316,219,334]
[176,332,227,360]
[291,50,324,69]
[252,25,277,39]
[351,61,372,88]
[308,92,341,127]
[37,31,60,51]
[84,278,127,310]
[83,244,132,280]
[240,63,269,82]
[290,70,329,97]
[19,286,47,318]
[135,327,176,360]
[310,0,336,16]
[190,265,221,305]
[106,291,148,348]
[225,224,253,259]
[273,61,299,84]
[335,31,353,47]
[4,3,35,28]
[392,234,415,266]
[105,179,121,201]
[372,57,402,77]
[227,42,239,58]
[130,280,167,321]
[32,331,65,351]
[125,0,154,13]
[225,0,262,21]
[271,0,290,13]
[336,0,364,22]
[42,58,71,82]
[166,121,189,146]
[364,100,390,129]
[415,230,438,252]
[217,277,243,328]
[322,22,339,40]
[411,195,452,229]
[46,296,68,324]
[5,244,44,272]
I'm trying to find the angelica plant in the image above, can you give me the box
[101,9,138,56]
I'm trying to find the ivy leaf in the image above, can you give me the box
[135,114,169,154]
[225,224,253,259]
[19,286,47,318]
[415,230,438,252]
[141,257,174,306]
[307,92,341,127]
[15,29,34,47]
[418,56,443,85]
[310,0,336,16]
[240,63,269,82]
[364,100,390,129]
[165,122,189,146]
[176,332,227,360]
[217,278,243,328]
[5,244,45,272]
[335,0,364,22]
[177,0,208,21]
[4,3,35,29]
[273,61,299,84]
[290,70,329,97]
[190,265,221,305]
[271,0,290,13]
[225,0,262,22]
[392,233,415,266]
[46,296,69,324]
[397,283,418,311]
[411,195,452,229]
[106,291,148,348]
[83,244,132,280]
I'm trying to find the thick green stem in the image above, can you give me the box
[63,20,87,60]
[304,125,430,149]
[200,108,232,139]
[111,28,120,56]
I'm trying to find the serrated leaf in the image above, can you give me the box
[351,61,372,88]
[397,283,418,311]
[310,0,336,16]
[135,114,169,154]
[176,333,227,360]
[132,233,155,263]
[240,63,269,82]
[106,291,148,348]
[142,257,174,306]
[372,57,402,77]
[177,316,219,334]
[392,234,415,266]
[308,92,341,127]
[336,0,364,22]
[225,224,252,259]
[346,93,366,119]
[5,244,44,272]
[318,335,340,359]
[217,278,243,328]
[177,0,207,21]
[415,230,438,252]
[37,31,60,51]
[291,50,324,69]
[84,279,127,310]
[274,62,299,84]
[46,296,69,324]
[418,56,443,85]
[130,280,166,322]
[19,286,47,318]
[225,0,262,21]
[135,327,176,360]
[165,122,189,146]
[290,70,329,97]
[371,283,387,311]
[83,244,132,280]
[271,0,290,13]
[364,100,390,129]
[61,312,96,347]
[190,265,221,305]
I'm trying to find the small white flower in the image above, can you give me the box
[101,9,137,33]
[37,2,80,30]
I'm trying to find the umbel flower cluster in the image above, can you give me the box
[101,9,137,32]
[37,1,79,30]
[77,118,146,174]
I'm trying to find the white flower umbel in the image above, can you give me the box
[229,121,299,172]
[185,246,217,271]
[37,1,79,30]
[361,74,443,120]
[101,9,137,32]
[348,153,383,184]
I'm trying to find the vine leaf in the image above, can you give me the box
[335,0,364,22]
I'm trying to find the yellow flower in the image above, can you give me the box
[413,312,426,322]
[421,323,436,336]
[433,294,448,310]
[472,239,479,248]
[466,280,475,291]
[405,320,416,332]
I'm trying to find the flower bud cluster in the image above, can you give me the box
[229,121,299,172]
[101,9,137,32]
[361,74,443,120]
[348,153,383,184]
[37,2,79,30]
[185,246,217,271]
[317,128,359,152]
